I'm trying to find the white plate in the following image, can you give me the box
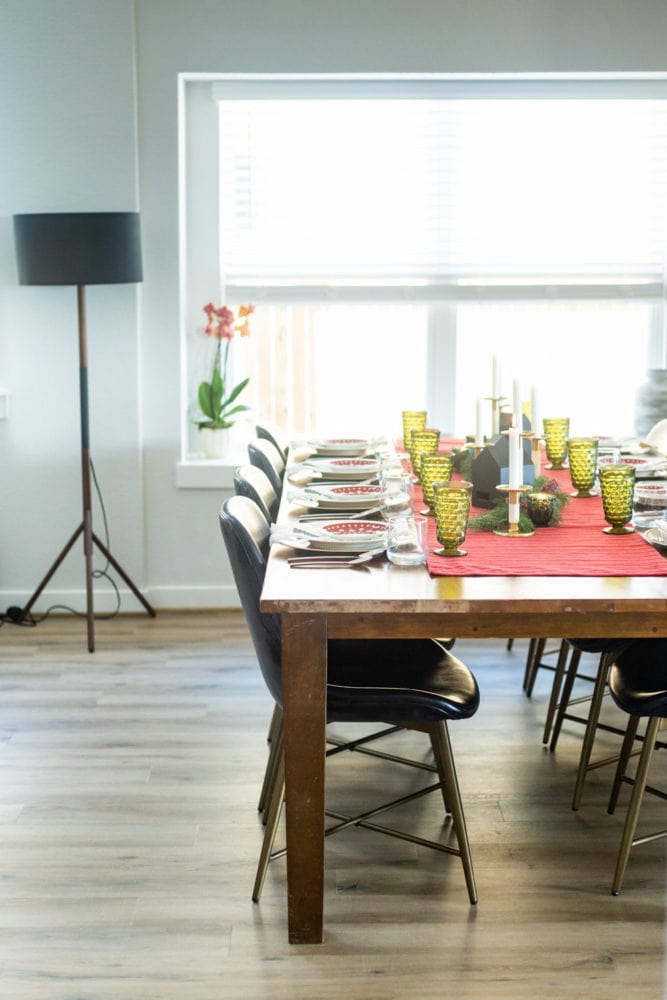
[287,484,387,511]
[303,457,381,479]
[313,520,388,542]
[282,519,388,553]
[312,484,385,502]
[308,437,372,457]
[644,526,667,551]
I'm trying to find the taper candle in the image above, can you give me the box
[475,399,484,446]
[508,426,521,489]
[492,355,501,398]
[512,378,521,429]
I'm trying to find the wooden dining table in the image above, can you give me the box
[260,483,667,944]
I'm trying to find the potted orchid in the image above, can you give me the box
[196,302,254,458]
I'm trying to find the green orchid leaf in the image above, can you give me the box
[211,368,224,418]
[223,377,250,408]
[197,381,215,420]
[219,403,250,419]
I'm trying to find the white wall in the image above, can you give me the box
[0,0,145,614]
[1,0,666,617]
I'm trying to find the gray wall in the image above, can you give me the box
[1,0,666,614]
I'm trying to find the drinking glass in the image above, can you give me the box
[408,428,440,479]
[386,515,428,566]
[543,417,570,470]
[379,468,414,516]
[599,464,636,534]
[420,453,453,515]
[433,480,473,557]
[401,410,427,451]
[567,437,599,498]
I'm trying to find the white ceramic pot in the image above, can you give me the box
[199,426,230,459]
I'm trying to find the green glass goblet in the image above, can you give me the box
[567,436,599,498]
[599,464,636,535]
[409,428,440,479]
[401,410,427,451]
[433,480,472,557]
[420,453,453,515]
[543,417,570,470]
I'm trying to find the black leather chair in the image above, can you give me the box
[219,495,480,907]
[256,423,287,464]
[247,438,285,495]
[606,639,667,894]
[234,464,280,524]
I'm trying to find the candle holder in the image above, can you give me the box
[493,484,535,537]
[522,434,543,477]
[485,396,506,437]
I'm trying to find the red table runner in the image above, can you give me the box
[413,453,667,578]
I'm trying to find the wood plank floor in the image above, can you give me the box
[0,612,664,999]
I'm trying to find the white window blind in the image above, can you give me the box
[218,96,667,284]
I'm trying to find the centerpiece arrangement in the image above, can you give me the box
[195,302,254,458]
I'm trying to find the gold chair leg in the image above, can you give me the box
[428,725,452,814]
[571,653,613,811]
[549,646,583,751]
[430,720,477,904]
[258,708,284,817]
[523,637,545,696]
[542,640,570,743]
[253,745,285,902]
[608,715,640,815]
[611,716,661,895]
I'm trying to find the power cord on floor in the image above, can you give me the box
[1,458,122,628]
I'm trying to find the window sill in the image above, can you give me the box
[176,458,242,490]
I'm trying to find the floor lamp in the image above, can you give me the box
[13,212,156,652]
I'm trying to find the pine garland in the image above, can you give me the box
[469,476,569,532]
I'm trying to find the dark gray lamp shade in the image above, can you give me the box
[13,212,142,286]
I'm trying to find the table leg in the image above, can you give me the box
[281,612,328,943]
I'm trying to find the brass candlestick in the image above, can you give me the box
[494,484,535,537]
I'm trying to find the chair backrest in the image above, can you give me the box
[219,495,282,705]
[256,423,287,464]
[234,464,280,523]
[247,438,285,495]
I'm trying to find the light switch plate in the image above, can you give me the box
[0,390,10,419]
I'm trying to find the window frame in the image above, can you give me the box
[177,72,667,483]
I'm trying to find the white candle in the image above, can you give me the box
[492,356,501,398]
[530,385,541,437]
[512,378,522,429]
[508,426,522,523]
[508,426,521,489]
[475,399,484,446]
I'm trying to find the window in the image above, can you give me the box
[179,76,667,465]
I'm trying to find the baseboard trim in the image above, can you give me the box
[0,585,241,615]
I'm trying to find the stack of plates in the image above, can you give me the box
[287,519,388,553]
[305,436,375,457]
[302,456,381,480]
[293,483,386,512]
[619,455,667,478]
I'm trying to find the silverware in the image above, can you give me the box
[288,549,384,568]
[298,504,384,521]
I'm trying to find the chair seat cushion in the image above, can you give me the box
[326,638,479,723]
[610,638,667,718]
